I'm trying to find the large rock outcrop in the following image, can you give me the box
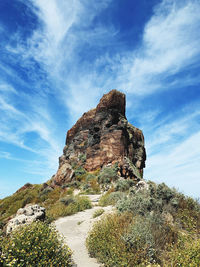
[51,90,146,186]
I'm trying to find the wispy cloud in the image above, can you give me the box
[0,0,200,198]
[118,0,200,95]
[145,131,200,197]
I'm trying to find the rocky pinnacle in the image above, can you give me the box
[51,90,146,186]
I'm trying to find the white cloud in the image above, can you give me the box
[119,0,200,94]
[145,131,200,197]
[1,0,200,198]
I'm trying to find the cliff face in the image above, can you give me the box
[52,90,146,186]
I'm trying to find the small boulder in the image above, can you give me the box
[6,204,45,234]
[136,180,149,192]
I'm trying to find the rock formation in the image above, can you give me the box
[51,90,146,186]
[6,204,45,234]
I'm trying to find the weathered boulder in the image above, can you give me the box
[136,180,149,192]
[6,204,45,234]
[51,90,146,186]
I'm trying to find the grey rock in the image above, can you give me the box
[6,204,45,234]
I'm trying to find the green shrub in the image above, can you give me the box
[74,166,86,177]
[122,216,155,263]
[115,179,134,192]
[46,196,92,220]
[98,164,119,185]
[86,174,96,182]
[93,208,105,218]
[98,192,112,206]
[123,214,177,264]
[78,153,86,163]
[62,181,81,189]
[88,181,200,266]
[81,178,101,194]
[59,196,75,206]
[98,191,125,207]
[175,196,200,233]
[117,182,181,216]
[117,191,154,216]
[86,213,135,266]
[0,221,73,266]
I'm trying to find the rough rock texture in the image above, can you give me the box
[52,90,146,186]
[6,204,45,234]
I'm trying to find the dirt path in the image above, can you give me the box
[55,195,113,267]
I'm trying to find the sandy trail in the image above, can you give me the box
[55,195,113,267]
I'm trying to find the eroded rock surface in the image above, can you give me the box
[51,90,146,186]
[6,204,45,234]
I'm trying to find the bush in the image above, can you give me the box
[62,181,81,189]
[98,164,119,185]
[93,208,105,218]
[115,179,134,192]
[98,191,125,207]
[0,221,73,266]
[86,174,96,182]
[59,196,75,206]
[98,192,112,206]
[117,182,181,216]
[86,213,134,266]
[78,153,86,163]
[81,178,101,194]
[123,214,177,264]
[74,166,86,177]
[46,196,92,220]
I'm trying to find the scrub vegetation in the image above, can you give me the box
[0,221,73,266]
[0,165,200,266]
[87,182,200,266]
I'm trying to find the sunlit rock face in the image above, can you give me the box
[51,90,146,186]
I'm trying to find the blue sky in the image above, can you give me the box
[0,0,200,199]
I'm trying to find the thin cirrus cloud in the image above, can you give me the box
[0,0,199,198]
[119,0,200,95]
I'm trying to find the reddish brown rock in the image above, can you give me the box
[16,183,33,193]
[51,90,146,186]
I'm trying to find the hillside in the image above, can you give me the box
[0,90,200,266]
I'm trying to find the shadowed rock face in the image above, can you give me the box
[52,90,146,186]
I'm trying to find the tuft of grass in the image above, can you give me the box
[99,191,125,207]
[93,208,105,218]
[46,196,92,220]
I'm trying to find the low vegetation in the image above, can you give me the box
[0,221,73,266]
[46,195,92,221]
[1,163,200,266]
[93,208,105,218]
[0,184,92,224]
[87,182,200,266]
